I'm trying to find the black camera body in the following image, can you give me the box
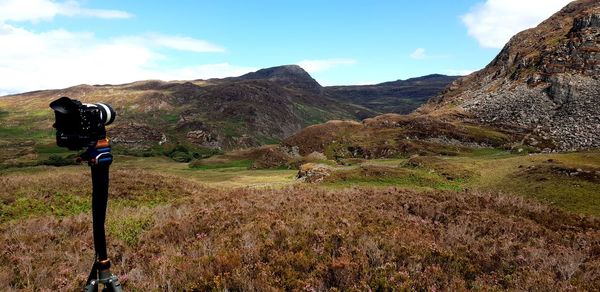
[50,96,116,150]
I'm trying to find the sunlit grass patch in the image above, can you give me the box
[107,207,155,246]
[323,165,465,191]
[0,192,90,224]
[0,167,203,224]
[189,159,253,170]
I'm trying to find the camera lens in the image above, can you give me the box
[95,103,116,125]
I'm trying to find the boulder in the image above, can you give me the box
[296,163,332,183]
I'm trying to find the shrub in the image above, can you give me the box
[42,154,76,166]
[171,151,192,163]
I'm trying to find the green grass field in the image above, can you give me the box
[1,148,599,290]
[3,149,598,216]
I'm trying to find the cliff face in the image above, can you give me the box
[423,0,600,151]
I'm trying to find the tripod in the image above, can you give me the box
[80,138,123,292]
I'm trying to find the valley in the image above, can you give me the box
[1,0,599,290]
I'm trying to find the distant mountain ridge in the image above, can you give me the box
[325,74,459,114]
[0,65,453,154]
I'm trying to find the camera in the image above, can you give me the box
[50,96,116,150]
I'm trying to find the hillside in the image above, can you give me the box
[283,114,518,160]
[420,0,600,151]
[287,0,599,156]
[0,65,373,150]
[0,65,459,168]
[325,74,459,114]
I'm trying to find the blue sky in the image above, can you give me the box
[0,0,573,94]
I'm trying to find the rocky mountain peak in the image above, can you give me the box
[237,65,323,94]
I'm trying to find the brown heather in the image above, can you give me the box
[1,172,599,291]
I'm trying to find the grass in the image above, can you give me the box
[314,150,600,215]
[447,151,600,215]
[3,149,599,214]
[0,167,203,224]
[0,148,600,291]
[0,194,89,223]
[0,148,599,290]
[107,208,154,246]
[190,159,253,170]
[220,120,246,138]
[322,165,464,191]
[1,184,599,290]
[293,103,331,124]
[160,113,180,123]
[114,156,298,189]
[34,144,70,154]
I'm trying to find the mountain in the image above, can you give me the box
[233,65,323,94]
[284,0,600,158]
[325,74,460,114]
[420,0,600,151]
[1,63,461,161]
[1,65,380,154]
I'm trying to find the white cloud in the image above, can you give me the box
[410,48,427,60]
[118,34,225,53]
[0,23,252,94]
[0,0,132,22]
[148,35,225,53]
[462,0,572,49]
[296,58,357,73]
[0,0,253,94]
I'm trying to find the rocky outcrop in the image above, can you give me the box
[111,122,164,146]
[186,130,220,148]
[296,163,332,183]
[422,0,600,151]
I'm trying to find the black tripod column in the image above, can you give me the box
[91,163,110,261]
[84,141,122,292]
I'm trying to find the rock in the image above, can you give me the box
[111,122,164,147]
[159,134,168,145]
[186,130,220,148]
[296,163,332,183]
[305,151,328,161]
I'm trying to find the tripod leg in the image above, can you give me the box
[84,280,99,292]
[99,270,123,292]
[84,260,99,292]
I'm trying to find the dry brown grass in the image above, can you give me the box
[1,174,599,290]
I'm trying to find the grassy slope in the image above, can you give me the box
[1,150,599,290]
[0,77,370,168]
[326,151,600,215]
[1,168,599,290]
